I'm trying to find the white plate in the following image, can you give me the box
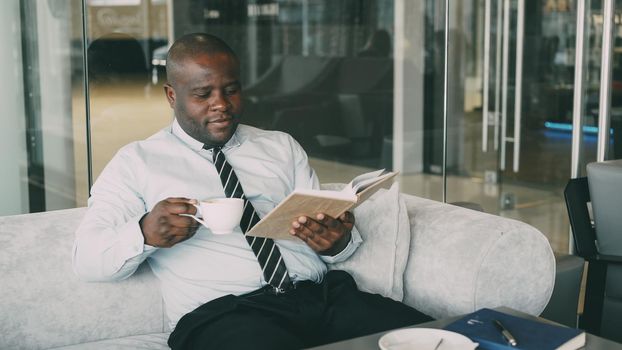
[378,328,478,350]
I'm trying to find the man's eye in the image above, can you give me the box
[225,87,239,95]
[195,93,209,98]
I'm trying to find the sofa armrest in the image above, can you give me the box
[0,208,167,350]
[401,194,555,320]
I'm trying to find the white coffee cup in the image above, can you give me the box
[188,198,244,235]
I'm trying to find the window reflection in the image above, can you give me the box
[186,0,395,169]
[1,0,87,215]
[4,0,621,256]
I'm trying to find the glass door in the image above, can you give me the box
[444,0,622,253]
[586,0,622,164]
[446,0,588,253]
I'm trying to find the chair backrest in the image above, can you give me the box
[88,32,149,84]
[244,56,339,97]
[279,56,339,92]
[587,159,622,256]
[333,57,392,94]
[564,177,598,257]
[564,166,622,342]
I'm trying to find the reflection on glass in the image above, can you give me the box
[585,0,622,163]
[444,0,621,253]
[2,0,619,258]
[1,0,88,215]
[446,1,582,253]
[85,1,403,186]
[86,0,171,179]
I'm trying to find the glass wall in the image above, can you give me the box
[86,0,171,180]
[3,0,621,255]
[444,0,584,252]
[441,0,622,253]
[1,0,87,215]
[586,0,622,165]
[80,0,445,198]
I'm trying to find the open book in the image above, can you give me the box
[247,169,397,240]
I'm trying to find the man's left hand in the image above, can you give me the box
[289,211,354,256]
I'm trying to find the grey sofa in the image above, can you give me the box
[0,188,557,349]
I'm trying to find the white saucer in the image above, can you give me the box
[378,328,478,350]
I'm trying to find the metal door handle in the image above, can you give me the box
[500,0,524,173]
[482,0,491,152]
[513,0,525,172]
[500,0,510,170]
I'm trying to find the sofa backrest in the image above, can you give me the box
[0,208,165,350]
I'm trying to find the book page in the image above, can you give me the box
[247,191,356,240]
[352,170,395,194]
[355,171,398,205]
[294,188,357,201]
[346,169,387,193]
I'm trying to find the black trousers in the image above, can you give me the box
[168,270,433,350]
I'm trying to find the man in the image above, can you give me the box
[73,33,431,350]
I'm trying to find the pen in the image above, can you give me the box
[493,319,518,347]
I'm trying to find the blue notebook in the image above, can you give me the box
[444,308,585,350]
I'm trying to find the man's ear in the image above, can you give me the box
[163,83,175,108]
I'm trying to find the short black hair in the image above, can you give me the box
[166,33,238,85]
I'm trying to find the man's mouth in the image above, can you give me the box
[206,116,236,126]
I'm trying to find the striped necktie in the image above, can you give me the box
[210,146,293,292]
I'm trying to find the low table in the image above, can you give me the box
[308,307,622,349]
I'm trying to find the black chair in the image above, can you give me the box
[88,32,149,85]
[298,57,394,159]
[564,164,622,342]
[243,56,340,129]
[540,253,585,328]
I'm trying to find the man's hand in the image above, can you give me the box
[140,197,200,248]
[289,211,355,256]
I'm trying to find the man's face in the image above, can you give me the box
[164,52,242,147]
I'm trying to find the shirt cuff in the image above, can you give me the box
[320,225,362,264]
[115,215,157,262]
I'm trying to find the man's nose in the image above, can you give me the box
[209,92,229,111]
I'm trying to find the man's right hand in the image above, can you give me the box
[139,197,200,248]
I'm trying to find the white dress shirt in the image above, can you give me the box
[72,120,362,327]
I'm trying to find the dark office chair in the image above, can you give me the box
[299,57,393,158]
[564,160,622,342]
[88,32,149,85]
[243,56,340,129]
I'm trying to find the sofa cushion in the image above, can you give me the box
[51,332,170,349]
[324,182,410,301]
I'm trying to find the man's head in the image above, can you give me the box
[164,33,242,147]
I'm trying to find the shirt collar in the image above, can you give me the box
[171,118,241,152]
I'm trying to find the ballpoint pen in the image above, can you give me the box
[494,319,518,347]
